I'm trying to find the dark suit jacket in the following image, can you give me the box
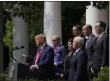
[54,44,67,59]
[92,32,109,70]
[85,34,97,70]
[27,44,55,79]
[54,44,67,76]
[69,49,88,81]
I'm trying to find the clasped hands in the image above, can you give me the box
[20,55,39,71]
[30,64,39,71]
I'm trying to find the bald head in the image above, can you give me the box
[82,24,92,36]
[52,35,61,41]
[52,35,61,47]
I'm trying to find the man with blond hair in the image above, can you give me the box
[21,34,55,80]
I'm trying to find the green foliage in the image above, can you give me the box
[28,21,43,41]
[3,1,44,24]
[93,67,109,81]
[3,20,13,62]
[92,1,109,10]
[0,73,8,81]
[80,13,86,25]
[3,2,44,41]
[0,66,109,81]
[3,20,13,49]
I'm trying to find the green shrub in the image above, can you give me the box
[93,67,109,81]
[0,67,109,81]
[0,73,8,81]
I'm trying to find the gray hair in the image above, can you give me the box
[74,36,84,46]
[35,34,46,41]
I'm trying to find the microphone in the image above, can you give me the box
[13,46,19,50]
[11,46,24,62]
[13,46,24,50]
[19,46,24,49]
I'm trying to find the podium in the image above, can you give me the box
[7,62,29,81]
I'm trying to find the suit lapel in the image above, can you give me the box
[41,45,47,55]
[97,32,105,42]
[87,35,93,46]
[72,49,82,56]
[86,34,95,48]
[39,44,47,61]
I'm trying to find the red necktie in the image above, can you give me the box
[53,47,57,51]
[34,49,41,64]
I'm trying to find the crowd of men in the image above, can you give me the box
[21,21,109,81]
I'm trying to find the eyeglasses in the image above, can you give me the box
[52,40,57,41]
[95,26,100,28]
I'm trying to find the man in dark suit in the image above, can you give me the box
[69,36,88,81]
[91,21,109,77]
[82,24,97,80]
[21,34,55,80]
[52,35,67,79]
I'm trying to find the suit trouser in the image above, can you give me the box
[87,69,94,81]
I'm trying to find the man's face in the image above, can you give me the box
[35,37,42,47]
[72,38,79,49]
[95,22,102,34]
[52,37,59,47]
[72,27,80,36]
[82,25,89,36]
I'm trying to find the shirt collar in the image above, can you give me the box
[75,48,81,53]
[54,44,61,49]
[40,43,46,50]
[86,34,92,40]
[99,32,105,38]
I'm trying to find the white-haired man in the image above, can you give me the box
[69,36,88,81]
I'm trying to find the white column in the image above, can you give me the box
[86,2,109,36]
[13,16,28,64]
[44,2,62,47]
